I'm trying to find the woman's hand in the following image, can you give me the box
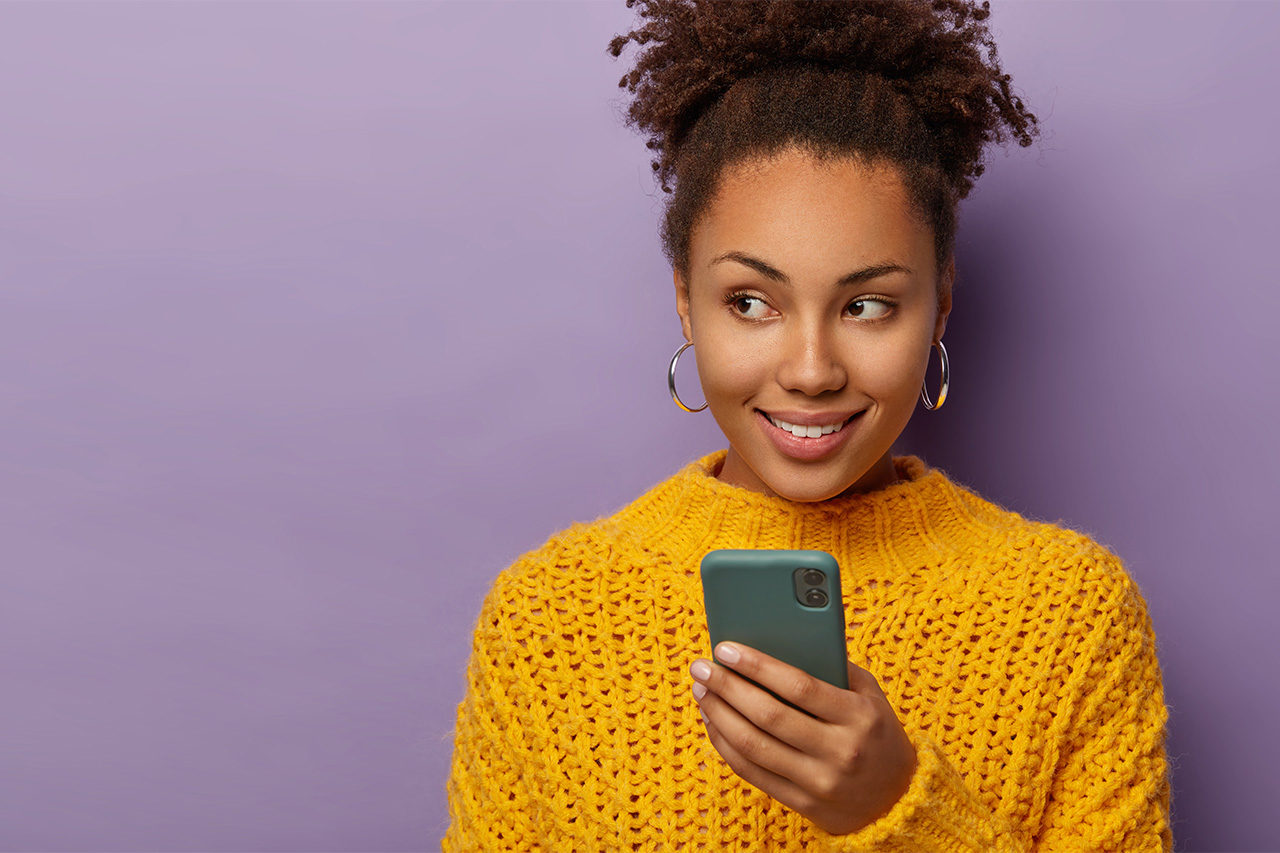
[689,642,918,836]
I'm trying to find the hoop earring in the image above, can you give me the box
[920,338,950,410]
[668,341,708,413]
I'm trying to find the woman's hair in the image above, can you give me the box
[606,0,1041,287]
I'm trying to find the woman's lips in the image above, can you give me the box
[755,408,864,461]
[760,409,861,433]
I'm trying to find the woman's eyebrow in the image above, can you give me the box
[710,251,912,287]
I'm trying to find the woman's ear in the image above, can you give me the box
[674,268,694,342]
[934,256,955,343]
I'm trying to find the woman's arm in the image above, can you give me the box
[440,574,550,852]
[809,562,1173,853]
[1032,569,1174,851]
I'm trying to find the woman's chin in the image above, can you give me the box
[720,434,878,501]
[763,471,856,503]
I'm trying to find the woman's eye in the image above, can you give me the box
[847,298,894,320]
[725,293,894,321]
[730,295,770,319]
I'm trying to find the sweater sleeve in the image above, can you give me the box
[1033,571,1174,851]
[808,727,1024,853]
[440,574,550,852]
[809,568,1173,853]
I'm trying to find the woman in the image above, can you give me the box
[443,1,1173,850]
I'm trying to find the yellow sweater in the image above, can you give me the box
[442,450,1173,851]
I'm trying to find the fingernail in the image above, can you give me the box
[715,643,740,665]
[691,682,707,701]
[690,660,712,682]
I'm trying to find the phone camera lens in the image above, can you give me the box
[804,588,828,607]
[802,569,825,586]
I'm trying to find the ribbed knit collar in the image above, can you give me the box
[616,448,1003,573]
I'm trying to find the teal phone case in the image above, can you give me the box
[700,549,849,695]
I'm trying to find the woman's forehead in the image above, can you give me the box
[694,154,928,266]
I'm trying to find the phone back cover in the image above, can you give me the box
[700,549,849,691]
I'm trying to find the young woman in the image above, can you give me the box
[443,1,1173,850]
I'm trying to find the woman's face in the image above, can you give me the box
[674,146,953,502]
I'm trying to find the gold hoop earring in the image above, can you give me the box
[667,341,708,413]
[920,339,950,410]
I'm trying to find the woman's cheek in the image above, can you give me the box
[701,339,770,401]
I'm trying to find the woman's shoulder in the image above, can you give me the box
[1018,518,1150,616]
[937,470,1150,606]
[928,476,1161,664]
[478,510,648,610]
[483,457,705,597]
[466,512,662,654]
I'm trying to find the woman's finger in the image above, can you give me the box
[695,681,820,782]
[708,642,869,724]
[693,656,838,756]
[698,699,822,816]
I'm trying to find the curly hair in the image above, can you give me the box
[606,0,1040,287]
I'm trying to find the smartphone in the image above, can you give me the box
[699,549,850,705]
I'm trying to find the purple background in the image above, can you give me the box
[1,1,1276,850]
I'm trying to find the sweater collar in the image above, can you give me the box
[615,448,998,571]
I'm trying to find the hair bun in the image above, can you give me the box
[608,0,1038,198]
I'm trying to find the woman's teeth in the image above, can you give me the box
[766,413,848,438]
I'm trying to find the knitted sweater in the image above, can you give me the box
[442,450,1173,852]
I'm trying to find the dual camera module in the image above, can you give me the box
[792,567,830,608]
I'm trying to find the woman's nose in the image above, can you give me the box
[775,324,846,395]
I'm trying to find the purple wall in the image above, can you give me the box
[1,1,1275,850]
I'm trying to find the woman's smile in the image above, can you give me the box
[755,408,866,462]
[758,408,864,435]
